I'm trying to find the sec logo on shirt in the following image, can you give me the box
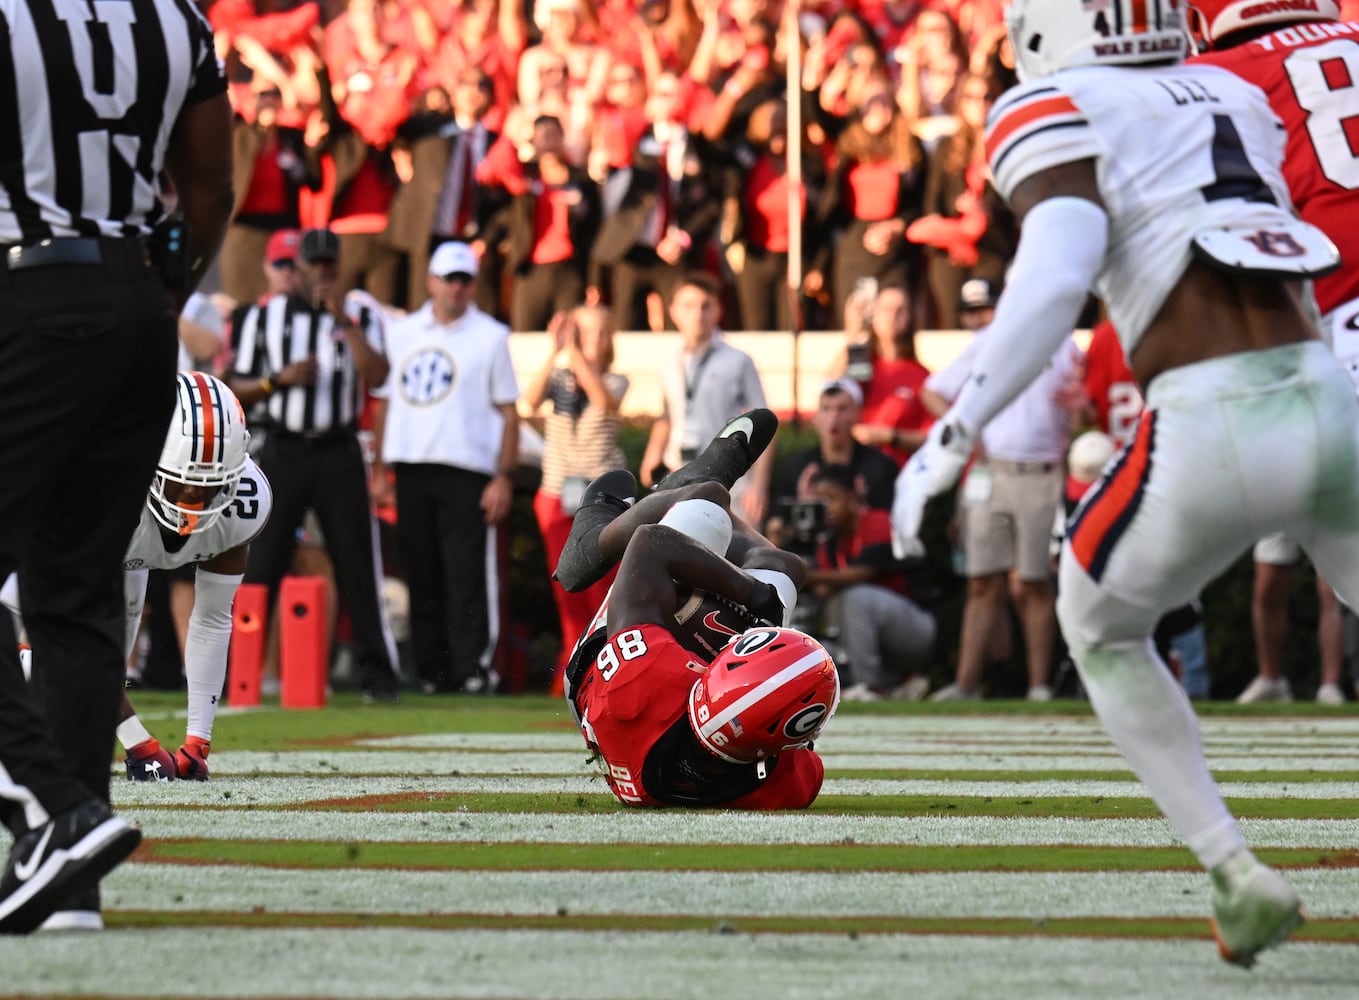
[400,350,456,405]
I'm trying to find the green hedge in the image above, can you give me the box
[508,421,1332,699]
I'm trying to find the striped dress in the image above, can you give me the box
[539,369,629,496]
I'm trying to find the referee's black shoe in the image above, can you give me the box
[553,469,638,593]
[655,408,779,493]
[0,800,141,934]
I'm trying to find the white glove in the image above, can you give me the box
[891,418,974,559]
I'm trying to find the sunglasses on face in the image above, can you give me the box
[269,258,296,270]
[440,271,475,284]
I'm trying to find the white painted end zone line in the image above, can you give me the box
[111,775,1359,808]
[203,750,1359,776]
[0,929,1352,1000]
[106,864,1359,921]
[121,808,1359,849]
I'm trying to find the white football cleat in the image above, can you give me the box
[1210,850,1305,968]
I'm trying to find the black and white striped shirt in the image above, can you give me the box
[0,0,224,243]
[231,295,386,435]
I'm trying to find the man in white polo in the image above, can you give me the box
[371,242,519,694]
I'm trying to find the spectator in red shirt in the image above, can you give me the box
[804,465,936,702]
[222,76,322,306]
[830,283,933,467]
[479,115,603,331]
[804,83,927,325]
[719,98,818,332]
[430,0,526,126]
[588,58,652,180]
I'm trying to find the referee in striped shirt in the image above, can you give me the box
[0,0,233,931]
[228,228,401,701]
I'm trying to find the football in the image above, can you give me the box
[672,587,758,661]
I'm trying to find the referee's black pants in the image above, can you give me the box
[244,431,397,686]
[0,252,177,834]
[393,463,494,691]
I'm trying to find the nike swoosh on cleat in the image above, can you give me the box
[721,417,754,444]
[13,824,53,883]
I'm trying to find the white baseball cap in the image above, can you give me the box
[429,241,479,279]
[820,377,864,408]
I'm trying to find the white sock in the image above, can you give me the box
[745,569,798,627]
[185,683,220,743]
[116,715,155,752]
[1073,637,1246,870]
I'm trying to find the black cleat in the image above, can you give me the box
[655,409,778,493]
[0,801,140,935]
[553,469,638,593]
[39,887,102,932]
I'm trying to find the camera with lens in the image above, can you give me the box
[782,499,827,556]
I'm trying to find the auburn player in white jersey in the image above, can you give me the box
[892,0,1353,968]
[7,373,269,789]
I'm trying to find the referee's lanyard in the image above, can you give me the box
[680,345,715,456]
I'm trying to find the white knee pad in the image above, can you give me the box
[659,499,733,556]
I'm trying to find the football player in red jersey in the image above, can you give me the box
[1191,1,1357,332]
[558,427,837,808]
[570,504,837,809]
[1191,1,1357,705]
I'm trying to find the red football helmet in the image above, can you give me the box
[687,627,839,764]
[1188,0,1339,48]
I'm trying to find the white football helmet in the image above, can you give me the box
[1188,0,1338,48]
[148,372,250,536]
[1005,0,1189,81]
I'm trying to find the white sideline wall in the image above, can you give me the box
[510,330,984,420]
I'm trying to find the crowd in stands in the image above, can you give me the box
[165,0,1357,705]
[205,0,1018,330]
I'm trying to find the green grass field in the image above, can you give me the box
[3,693,1356,999]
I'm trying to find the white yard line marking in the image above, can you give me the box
[123,808,1359,849]
[201,749,1359,775]
[0,929,1352,1000]
[105,864,1359,921]
[354,731,1359,754]
[111,775,1359,808]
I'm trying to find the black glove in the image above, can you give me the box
[747,580,786,628]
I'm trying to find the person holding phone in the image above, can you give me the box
[523,306,629,689]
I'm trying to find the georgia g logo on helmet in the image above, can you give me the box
[783,704,829,742]
[730,629,780,657]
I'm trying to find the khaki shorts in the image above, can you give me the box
[961,459,1063,580]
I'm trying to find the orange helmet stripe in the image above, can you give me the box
[1131,0,1150,32]
[190,372,217,464]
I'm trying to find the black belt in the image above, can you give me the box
[989,459,1058,475]
[1,237,150,273]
